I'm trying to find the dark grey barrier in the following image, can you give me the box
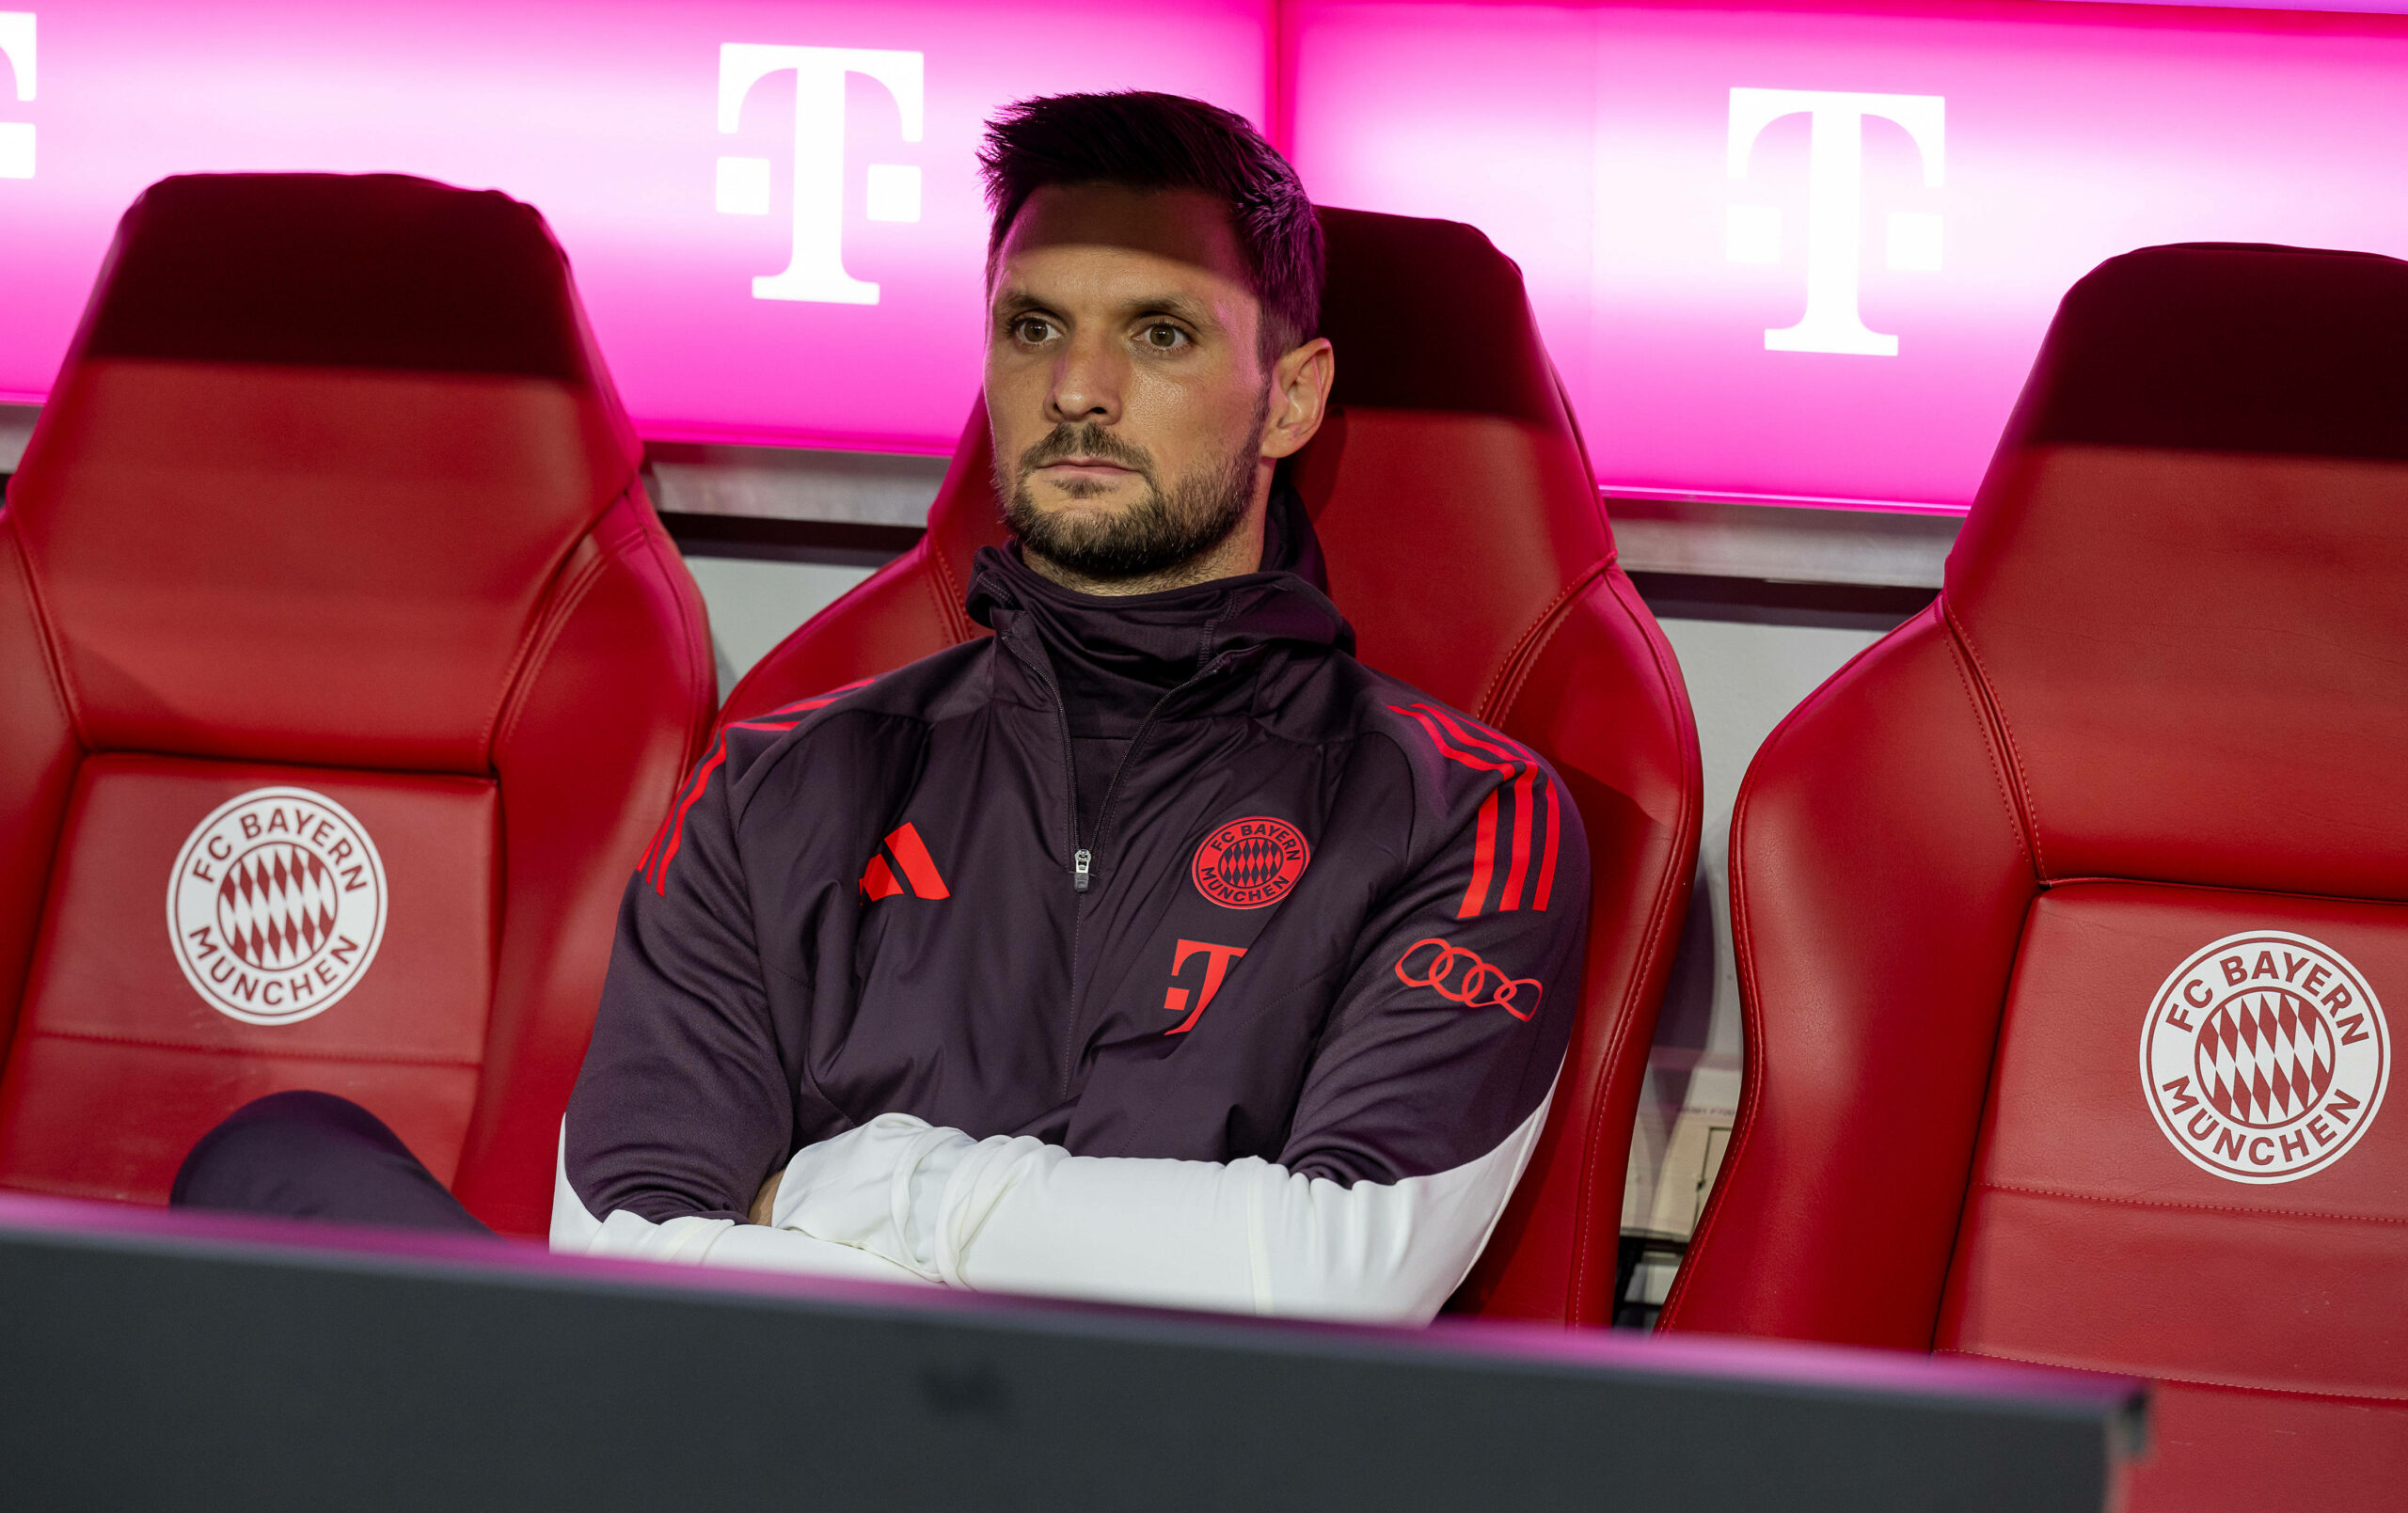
[0,1194,2145,1512]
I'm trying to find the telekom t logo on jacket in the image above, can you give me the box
[715,42,924,305]
[1164,940,1246,1035]
[1725,87,1944,356]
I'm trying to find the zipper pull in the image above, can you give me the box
[1072,848,1092,892]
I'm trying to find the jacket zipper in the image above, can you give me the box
[1082,650,1236,889]
[1051,651,1239,1099]
[995,624,1087,895]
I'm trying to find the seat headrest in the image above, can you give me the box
[1296,209,1611,717]
[76,173,606,381]
[919,205,1611,717]
[8,174,642,772]
[1946,243,2408,899]
[1991,243,2408,462]
[1309,207,1577,429]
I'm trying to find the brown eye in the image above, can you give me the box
[1144,323,1187,350]
[1013,317,1054,344]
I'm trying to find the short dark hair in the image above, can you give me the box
[978,92,1323,365]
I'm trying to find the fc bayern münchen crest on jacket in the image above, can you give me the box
[2141,930,2388,1185]
[166,787,388,1026]
[1191,816,1310,909]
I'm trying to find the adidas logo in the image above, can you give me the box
[860,822,950,902]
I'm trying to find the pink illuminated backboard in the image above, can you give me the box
[0,1,1268,455]
[1287,0,2408,511]
[0,2,2404,509]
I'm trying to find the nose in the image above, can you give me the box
[1046,326,1123,427]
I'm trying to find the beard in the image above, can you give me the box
[997,402,1264,583]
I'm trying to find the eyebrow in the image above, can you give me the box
[1118,292,1218,329]
[990,287,1224,332]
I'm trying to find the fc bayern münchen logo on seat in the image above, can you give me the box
[2142,930,2388,1185]
[166,787,388,1026]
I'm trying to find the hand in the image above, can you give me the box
[748,1167,782,1225]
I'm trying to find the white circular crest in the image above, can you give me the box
[166,787,387,1026]
[2141,930,2387,1184]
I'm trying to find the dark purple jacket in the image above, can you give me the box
[565,496,1588,1237]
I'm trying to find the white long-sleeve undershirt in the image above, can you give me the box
[552,1085,1553,1325]
[550,1132,936,1288]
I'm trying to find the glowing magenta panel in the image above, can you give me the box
[0,2,2405,509]
[0,2,1269,455]
[1289,2,2408,510]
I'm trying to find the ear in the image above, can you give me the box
[1259,337,1336,462]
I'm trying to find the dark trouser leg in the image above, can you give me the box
[171,1090,492,1236]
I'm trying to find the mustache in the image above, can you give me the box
[1019,423,1156,481]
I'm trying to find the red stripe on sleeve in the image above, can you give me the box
[649,717,809,893]
[766,680,872,717]
[1392,704,1538,921]
[1391,705,1515,778]
[1417,703,1524,764]
[1416,707,1547,793]
[1534,778,1560,911]
[1458,790,1499,918]
[638,808,671,876]
[652,738,731,892]
[1497,764,1535,910]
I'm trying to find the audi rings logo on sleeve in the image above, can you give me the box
[1393,938,1542,1021]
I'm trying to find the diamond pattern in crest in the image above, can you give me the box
[2195,988,2337,1128]
[215,842,341,971]
[1219,836,1287,890]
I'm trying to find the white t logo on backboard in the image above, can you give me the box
[715,44,924,305]
[1725,87,1943,356]
[0,12,34,180]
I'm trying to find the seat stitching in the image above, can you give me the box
[0,515,93,1040]
[18,1024,482,1067]
[1980,1177,2408,1227]
[485,502,621,761]
[2040,873,2404,910]
[1475,560,1607,725]
[1660,767,1772,1330]
[1541,571,1703,1322]
[4,513,89,749]
[1942,597,2049,879]
[474,454,641,762]
[623,487,719,767]
[925,534,977,645]
[1940,603,2039,876]
[1664,609,1932,1329]
[1947,1342,2408,1404]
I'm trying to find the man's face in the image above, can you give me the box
[984,183,1275,586]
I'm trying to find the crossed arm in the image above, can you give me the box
[558,1096,1553,1322]
[557,731,1586,1324]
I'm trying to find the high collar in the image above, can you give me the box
[965,482,1354,722]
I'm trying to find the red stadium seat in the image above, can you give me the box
[721,207,1703,1325]
[1660,244,2408,1508]
[0,175,715,1237]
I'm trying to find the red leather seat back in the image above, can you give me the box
[1663,244,2408,1508]
[0,175,715,1235]
[724,207,1702,1324]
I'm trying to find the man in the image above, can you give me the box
[180,92,1588,1326]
